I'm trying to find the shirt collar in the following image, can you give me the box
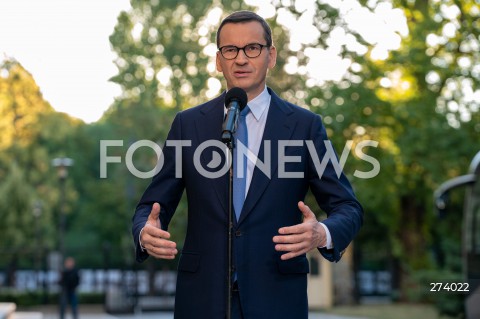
[223,86,271,121]
[246,86,270,122]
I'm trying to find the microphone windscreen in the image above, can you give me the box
[225,87,248,110]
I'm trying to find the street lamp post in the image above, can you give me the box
[33,200,42,291]
[51,157,74,267]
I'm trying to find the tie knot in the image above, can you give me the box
[240,105,250,117]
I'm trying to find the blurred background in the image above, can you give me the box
[0,0,479,318]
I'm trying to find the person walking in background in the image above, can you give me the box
[60,257,80,319]
[132,10,363,319]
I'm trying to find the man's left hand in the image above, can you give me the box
[273,201,326,260]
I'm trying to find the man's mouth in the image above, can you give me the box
[234,71,250,77]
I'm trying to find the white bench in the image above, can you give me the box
[0,303,16,319]
[135,296,175,312]
[11,313,43,319]
[0,303,42,319]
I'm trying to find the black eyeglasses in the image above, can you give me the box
[218,43,269,60]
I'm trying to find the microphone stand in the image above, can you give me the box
[222,129,235,319]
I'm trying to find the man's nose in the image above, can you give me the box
[234,49,249,64]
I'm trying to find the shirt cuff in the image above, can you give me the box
[319,222,333,249]
[139,226,146,252]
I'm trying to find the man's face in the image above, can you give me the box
[216,21,277,101]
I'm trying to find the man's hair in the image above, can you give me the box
[216,11,273,48]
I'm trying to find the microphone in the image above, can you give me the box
[221,87,248,144]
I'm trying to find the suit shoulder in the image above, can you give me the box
[269,88,320,120]
[179,93,225,118]
[288,101,317,116]
[277,97,321,123]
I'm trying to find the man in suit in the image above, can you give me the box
[132,10,363,319]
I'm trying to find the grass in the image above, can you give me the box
[324,303,460,319]
[21,302,462,319]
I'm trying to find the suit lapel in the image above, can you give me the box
[193,92,230,214]
[238,89,297,225]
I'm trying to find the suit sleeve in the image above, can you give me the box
[307,114,363,262]
[132,112,186,262]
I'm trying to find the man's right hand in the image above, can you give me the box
[140,203,178,259]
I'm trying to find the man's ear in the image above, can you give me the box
[268,46,277,69]
[216,51,223,72]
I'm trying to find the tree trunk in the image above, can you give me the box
[396,195,429,299]
[6,254,18,287]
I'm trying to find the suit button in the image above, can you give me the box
[235,230,242,237]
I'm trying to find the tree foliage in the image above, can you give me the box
[276,0,479,297]
[0,59,80,273]
[0,1,479,304]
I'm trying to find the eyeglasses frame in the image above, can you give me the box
[218,43,270,60]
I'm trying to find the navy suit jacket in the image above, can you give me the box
[132,88,363,318]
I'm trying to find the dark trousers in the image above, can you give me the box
[60,290,78,319]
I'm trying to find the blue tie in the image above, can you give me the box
[233,106,250,221]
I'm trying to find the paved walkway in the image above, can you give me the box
[121,314,365,319]
[29,305,368,319]
[42,312,367,319]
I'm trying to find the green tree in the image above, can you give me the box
[0,59,80,275]
[43,0,477,305]
[275,0,479,300]
[0,59,54,150]
[0,163,34,285]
